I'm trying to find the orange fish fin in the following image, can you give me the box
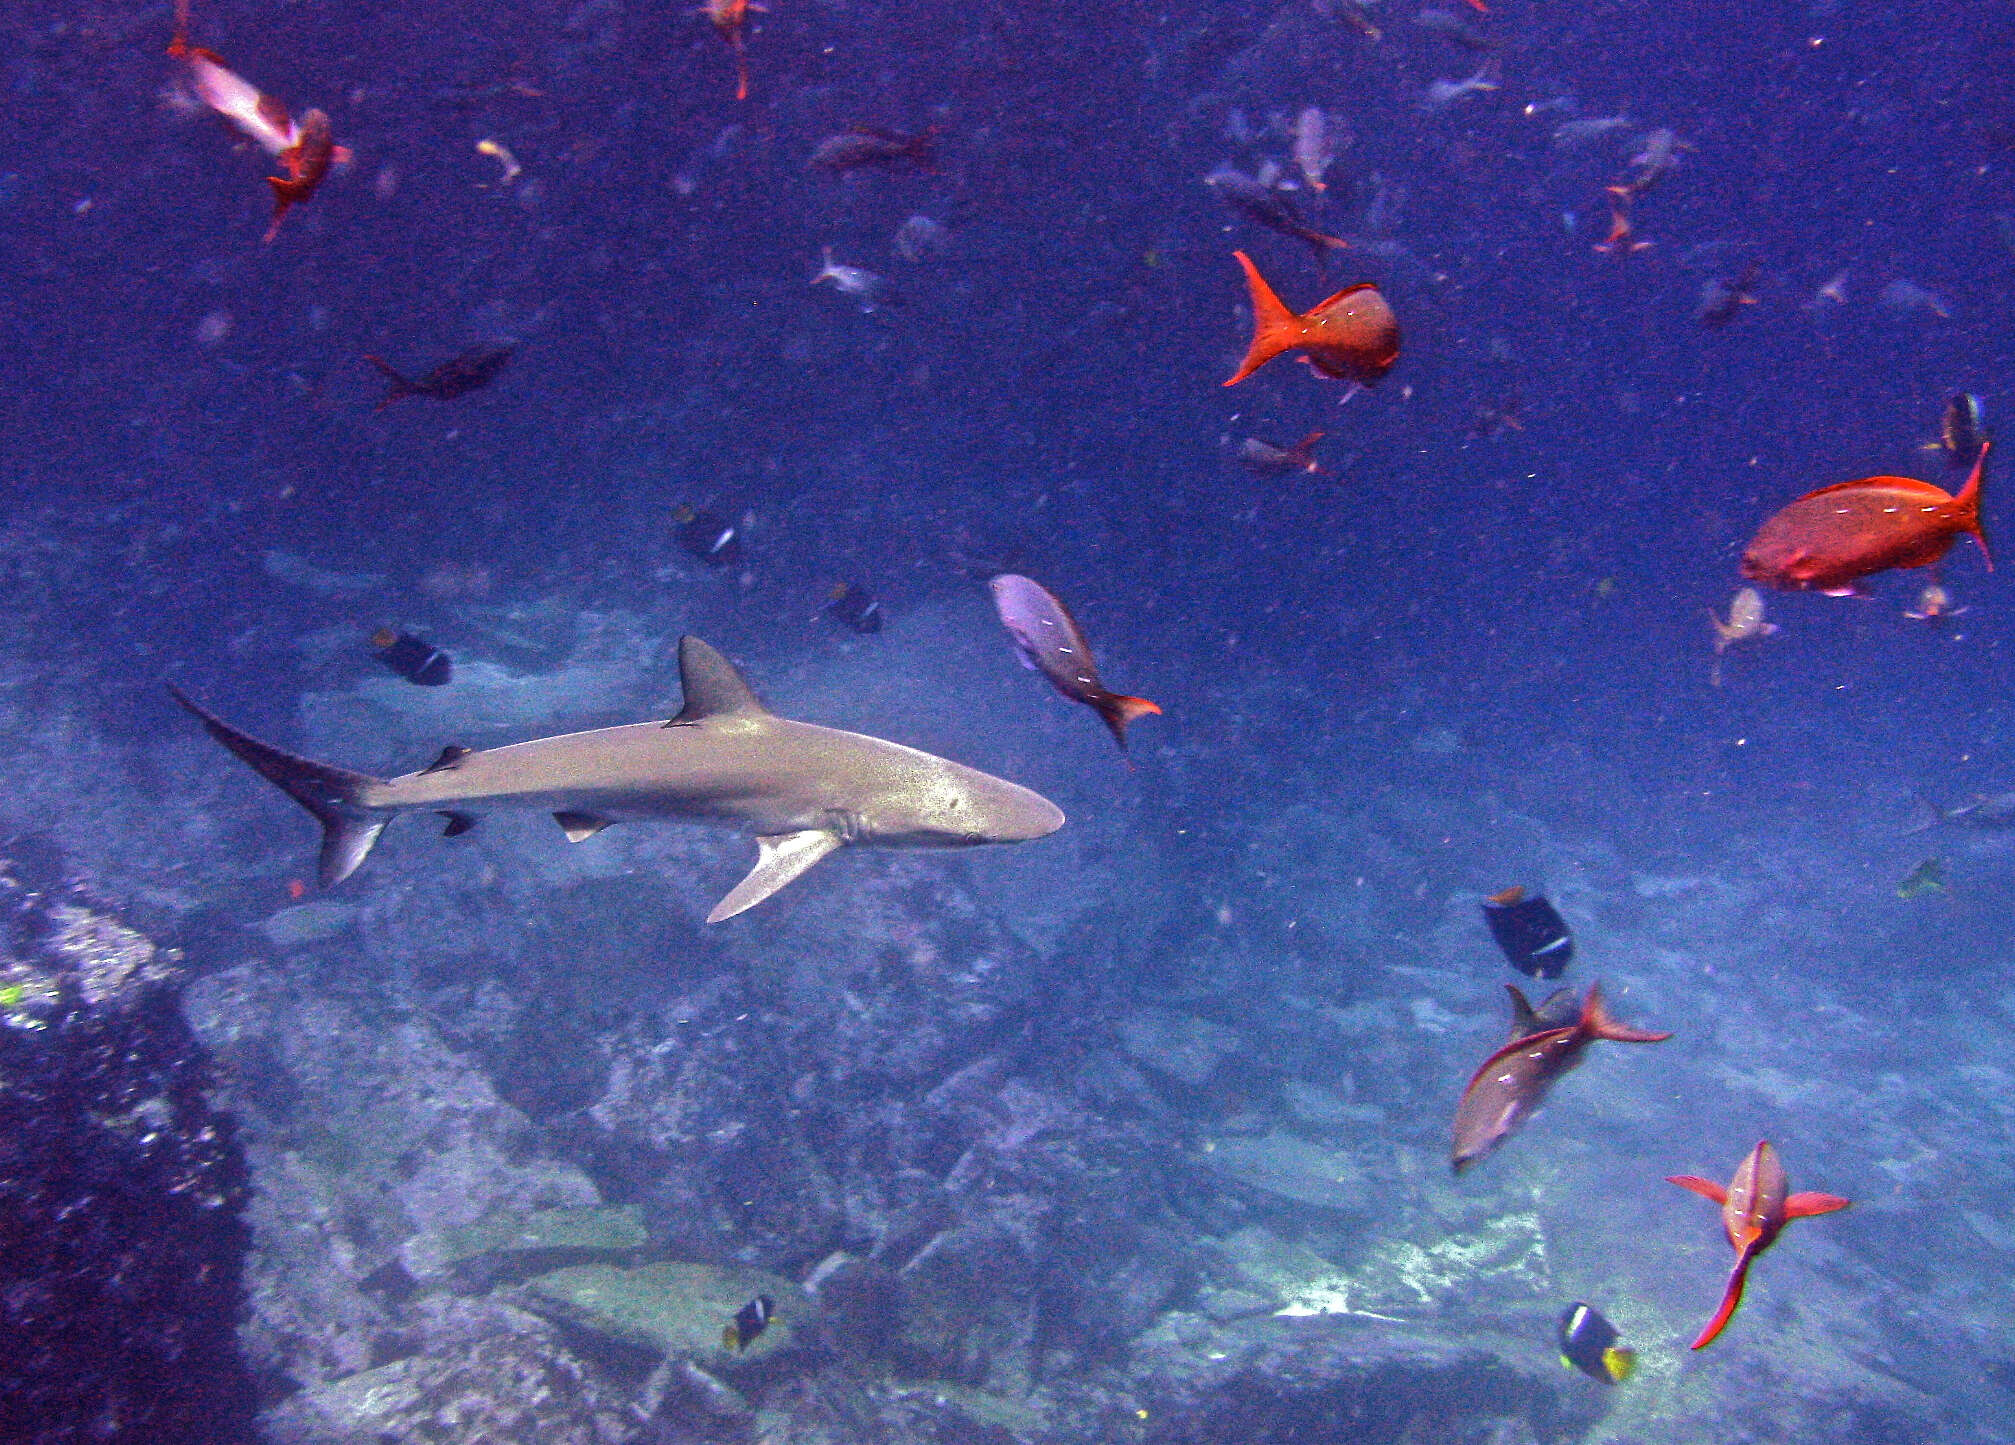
[1094,693,1162,751]
[1957,440,1992,569]
[1784,1191,1850,1219]
[1224,250,1301,386]
[1690,1248,1756,1350]
[1580,982,1673,1044]
[1794,475,1949,504]
[1309,281,1378,312]
[1665,1174,1729,1205]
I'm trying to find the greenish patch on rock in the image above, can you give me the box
[518,1261,805,1368]
[1196,1132,1369,1212]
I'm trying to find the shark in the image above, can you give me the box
[171,636,1065,922]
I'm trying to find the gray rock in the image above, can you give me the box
[1118,1007,1243,1087]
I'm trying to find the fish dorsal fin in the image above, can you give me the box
[423,745,472,774]
[1311,281,1378,312]
[707,829,843,923]
[1504,982,1541,1036]
[554,811,612,843]
[666,636,771,727]
[1794,475,1952,504]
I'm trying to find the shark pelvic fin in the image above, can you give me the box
[666,636,772,727]
[168,685,390,886]
[554,811,613,843]
[707,828,842,923]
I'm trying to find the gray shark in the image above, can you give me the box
[172,636,1065,922]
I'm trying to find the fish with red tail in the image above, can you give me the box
[169,0,350,242]
[1667,1141,1848,1349]
[1451,982,1670,1171]
[988,574,1161,753]
[1741,442,1991,595]
[1223,251,1398,387]
[365,345,514,410]
[700,0,764,101]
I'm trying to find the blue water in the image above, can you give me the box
[8,0,2015,1439]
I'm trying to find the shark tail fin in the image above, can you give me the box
[169,686,391,885]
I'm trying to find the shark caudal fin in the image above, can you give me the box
[1689,1247,1757,1350]
[1224,250,1301,386]
[1956,439,1992,570]
[169,686,390,885]
[1580,982,1674,1044]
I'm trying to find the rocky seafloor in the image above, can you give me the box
[5,584,2014,1444]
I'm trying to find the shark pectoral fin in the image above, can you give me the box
[553,811,613,843]
[707,828,843,924]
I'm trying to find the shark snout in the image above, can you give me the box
[988,783,1065,842]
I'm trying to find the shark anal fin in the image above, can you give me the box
[423,745,473,774]
[554,811,613,843]
[666,636,772,727]
[440,811,476,837]
[707,828,842,923]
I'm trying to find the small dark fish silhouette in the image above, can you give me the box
[1235,430,1325,477]
[1205,168,1350,260]
[365,346,514,410]
[1697,263,1760,328]
[808,126,939,174]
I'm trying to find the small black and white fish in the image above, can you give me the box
[675,506,743,567]
[825,582,885,634]
[722,1294,774,1352]
[371,628,452,686]
[1481,886,1573,979]
[1557,1302,1635,1384]
[1929,393,1987,469]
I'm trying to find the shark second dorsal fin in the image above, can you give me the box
[707,828,842,923]
[666,636,771,727]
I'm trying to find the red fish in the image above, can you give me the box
[169,0,349,242]
[1223,251,1399,388]
[988,574,1161,753]
[700,0,765,101]
[1741,442,1991,594]
[1451,982,1670,1171]
[1667,1141,1849,1349]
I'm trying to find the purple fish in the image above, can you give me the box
[988,574,1161,753]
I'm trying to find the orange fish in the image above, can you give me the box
[1741,442,1991,594]
[700,0,766,101]
[1667,1141,1849,1350]
[169,0,349,241]
[1223,251,1399,388]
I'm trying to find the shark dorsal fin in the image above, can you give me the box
[666,636,771,727]
[423,745,472,774]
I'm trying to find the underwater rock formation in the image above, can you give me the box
[0,844,256,1444]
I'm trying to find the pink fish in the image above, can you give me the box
[1668,1141,1848,1349]
[1451,982,1670,1171]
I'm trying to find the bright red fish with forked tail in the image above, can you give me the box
[1667,1140,1849,1349]
[1223,251,1399,388]
[1741,443,1990,594]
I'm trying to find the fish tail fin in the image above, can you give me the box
[1224,251,1300,386]
[1957,440,1991,569]
[1690,1249,1756,1350]
[732,38,749,101]
[1902,791,1945,835]
[1581,982,1673,1043]
[364,354,414,409]
[263,175,310,243]
[1093,694,1162,752]
[1785,1190,1851,1219]
[168,686,391,885]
